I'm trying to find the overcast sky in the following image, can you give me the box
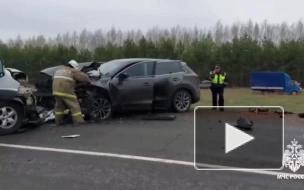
[0,0,303,41]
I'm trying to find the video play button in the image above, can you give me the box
[225,123,255,154]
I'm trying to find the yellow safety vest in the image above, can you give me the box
[211,72,226,84]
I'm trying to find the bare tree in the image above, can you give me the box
[7,39,15,48]
[71,31,79,48]
[36,35,46,47]
[134,29,143,43]
[55,34,63,44]
[107,27,117,44]
[79,29,88,50]
[93,29,105,48]
[15,34,23,48]
[62,32,71,46]
[214,20,223,45]
[246,19,254,37]
[239,23,247,38]
[231,21,240,39]
[296,20,304,40]
[253,23,260,41]
[223,25,231,42]
[280,22,289,41]
[289,23,297,41]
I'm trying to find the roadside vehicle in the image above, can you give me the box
[251,71,302,95]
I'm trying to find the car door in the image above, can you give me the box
[153,60,184,107]
[110,61,155,110]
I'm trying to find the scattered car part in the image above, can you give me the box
[61,134,80,138]
[248,108,269,113]
[298,113,304,118]
[235,116,253,130]
[248,108,293,118]
[42,110,55,122]
[142,115,176,120]
[273,110,294,114]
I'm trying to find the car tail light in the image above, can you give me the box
[193,75,199,80]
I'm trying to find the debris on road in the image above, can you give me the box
[142,115,176,121]
[274,110,294,114]
[248,108,269,113]
[298,113,304,118]
[61,134,80,138]
[41,110,55,122]
[246,108,294,118]
[235,116,253,130]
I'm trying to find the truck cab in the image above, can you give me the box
[285,76,302,95]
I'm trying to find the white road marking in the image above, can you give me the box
[0,143,292,177]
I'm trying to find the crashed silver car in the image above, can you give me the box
[0,60,53,135]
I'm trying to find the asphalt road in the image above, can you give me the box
[0,111,304,190]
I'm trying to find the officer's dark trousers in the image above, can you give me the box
[210,86,224,107]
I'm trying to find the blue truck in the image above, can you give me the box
[250,72,302,94]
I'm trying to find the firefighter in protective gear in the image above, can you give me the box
[207,64,228,112]
[52,60,90,126]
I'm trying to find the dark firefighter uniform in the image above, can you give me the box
[52,66,90,126]
[207,67,228,111]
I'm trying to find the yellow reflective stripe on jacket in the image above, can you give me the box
[55,112,64,115]
[54,76,75,81]
[212,73,226,84]
[53,91,77,99]
[72,112,82,117]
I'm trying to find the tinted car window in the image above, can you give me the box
[155,61,183,75]
[124,62,154,77]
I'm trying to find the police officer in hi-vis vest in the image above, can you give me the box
[207,64,228,111]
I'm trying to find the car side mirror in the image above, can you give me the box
[118,73,128,81]
[0,59,4,77]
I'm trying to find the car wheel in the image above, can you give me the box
[172,90,192,113]
[291,91,297,95]
[85,94,112,121]
[0,101,24,136]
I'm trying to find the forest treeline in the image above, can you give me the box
[1,20,304,86]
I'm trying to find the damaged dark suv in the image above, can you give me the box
[35,58,201,120]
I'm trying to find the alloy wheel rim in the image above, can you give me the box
[174,92,190,111]
[90,98,111,120]
[0,107,18,129]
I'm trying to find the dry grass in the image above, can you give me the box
[193,88,304,113]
